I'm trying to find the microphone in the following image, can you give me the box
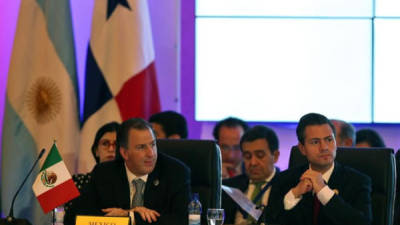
[0,148,45,225]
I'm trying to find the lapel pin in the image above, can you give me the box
[333,189,339,195]
[153,179,159,186]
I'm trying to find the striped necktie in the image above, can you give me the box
[131,179,145,207]
[251,181,266,205]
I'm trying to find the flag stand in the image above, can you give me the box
[52,209,55,225]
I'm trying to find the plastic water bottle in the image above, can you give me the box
[54,206,65,225]
[188,193,202,225]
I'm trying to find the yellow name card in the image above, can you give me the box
[75,215,129,225]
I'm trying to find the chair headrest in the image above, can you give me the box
[157,139,222,185]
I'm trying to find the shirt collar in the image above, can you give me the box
[125,163,148,183]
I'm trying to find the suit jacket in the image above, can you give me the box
[65,152,191,225]
[264,162,372,225]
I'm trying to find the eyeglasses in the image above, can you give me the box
[99,139,117,149]
[219,144,241,152]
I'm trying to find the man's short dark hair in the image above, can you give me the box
[296,113,336,145]
[91,121,120,163]
[356,128,386,147]
[116,118,154,161]
[213,117,249,140]
[149,111,188,138]
[240,125,279,154]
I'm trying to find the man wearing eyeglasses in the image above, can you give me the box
[222,125,280,225]
[67,118,191,225]
[213,117,249,179]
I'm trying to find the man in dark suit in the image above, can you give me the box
[222,125,280,225]
[263,113,372,225]
[65,118,191,225]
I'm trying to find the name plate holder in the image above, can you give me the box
[75,215,129,225]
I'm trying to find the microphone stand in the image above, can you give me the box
[0,149,45,225]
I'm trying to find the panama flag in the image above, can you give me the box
[1,0,79,223]
[78,0,160,172]
[32,143,79,213]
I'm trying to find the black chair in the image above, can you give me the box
[157,139,222,225]
[394,150,400,225]
[289,146,396,225]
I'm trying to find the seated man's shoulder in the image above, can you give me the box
[91,160,123,177]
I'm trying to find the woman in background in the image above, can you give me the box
[64,121,120,221]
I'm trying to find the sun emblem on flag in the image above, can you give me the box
[41,170,58,187]
[26,77,62,124]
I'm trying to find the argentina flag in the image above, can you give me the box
[1,0,80,224]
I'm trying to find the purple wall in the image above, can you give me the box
[1,0,400,174]
[148,0,181,111]
[181,0,202,139]
[0,0,21,170]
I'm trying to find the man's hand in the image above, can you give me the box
[301,169,326,193]
[102,208,129,216]
[291,178,312,198]
[133,206,160,223]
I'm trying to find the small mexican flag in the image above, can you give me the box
[32,143,80,213]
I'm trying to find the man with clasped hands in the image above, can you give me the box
[263,113,372,225]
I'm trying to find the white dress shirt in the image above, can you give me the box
[125,163,148,225]
[284,163,335,210]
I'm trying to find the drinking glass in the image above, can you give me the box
[207,208,225,225]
